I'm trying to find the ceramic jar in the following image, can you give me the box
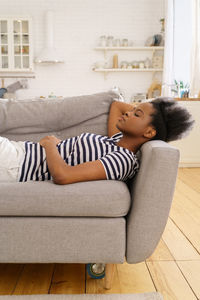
[99,36,107,47]
[121,61,128,68]
[107,36,114,47]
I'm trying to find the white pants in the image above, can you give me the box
[0,136,26,182]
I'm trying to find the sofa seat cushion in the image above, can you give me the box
[0,180,131,217]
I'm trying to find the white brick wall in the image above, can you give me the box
[0,0,164,100]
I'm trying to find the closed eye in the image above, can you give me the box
[131,107,143,117]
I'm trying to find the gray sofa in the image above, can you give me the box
[0,91,180,287]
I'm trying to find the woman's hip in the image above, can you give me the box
[0,137,26,182]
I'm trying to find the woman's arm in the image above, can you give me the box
[43,144,107,185]
[39,135,68,183]
[39,136,107,185]
[107,101,137,137]
[43,144,70,184]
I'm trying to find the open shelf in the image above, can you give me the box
[94,46,164,51]
[93,45,164,79]
[93,68,163,72]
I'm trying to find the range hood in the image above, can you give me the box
[35,10,64,64]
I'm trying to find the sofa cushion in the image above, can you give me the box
[0,180,131,217]
[0,91,118,142]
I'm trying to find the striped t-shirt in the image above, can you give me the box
[18,132,140,182]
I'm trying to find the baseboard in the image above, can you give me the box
[179,162,200,167]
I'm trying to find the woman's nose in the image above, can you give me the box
[124,111,130,117]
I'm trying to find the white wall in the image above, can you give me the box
[0,0,164,100]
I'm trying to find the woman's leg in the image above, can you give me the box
[0,137,26,182]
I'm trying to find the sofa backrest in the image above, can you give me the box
[0,91,119,142]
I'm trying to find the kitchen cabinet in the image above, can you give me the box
[169,101,200,167]
[0,16,34,76]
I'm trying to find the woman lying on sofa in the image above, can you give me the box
[0,97,195,184]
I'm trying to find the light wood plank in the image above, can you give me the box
[0,264,24,295]
[162,218,200,260]
[170,190,200,252]
[175,177,200,210]
[49,263,85,294]
[147,261,197,300]
[117,261,156,293]
[178,168,200,193]
[178,167,200,177]
[146,238,174,261]
[13,263,54,295]
[176,261,200,299]
[179,168,200,183]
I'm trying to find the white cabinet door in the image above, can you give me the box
[0,16,33,72]
[169,101,200,167]
[0,20,9,69]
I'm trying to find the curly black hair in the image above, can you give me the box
[149,97,195,142]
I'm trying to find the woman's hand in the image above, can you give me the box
[39,135,62,148]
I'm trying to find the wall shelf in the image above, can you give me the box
[94,46,164,51]
[93,45,164,79]
[0,71,35,78]
[93,68,163,72]
[93,67,163,79]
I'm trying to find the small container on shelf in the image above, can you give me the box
[113,39,121,47]
[120,61,128,69]
[144,57,151,68]
[99,35,107,47]
[107,36,114,47]
[94,61,106,69]
[152,55,163,68]
[113,54,118,68]
[122,38,128,47]
[132,61,139,69]
[139,61,145,69]
[127,63,132,69]
[131,61,135,68]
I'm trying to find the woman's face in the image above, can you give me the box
[116,102,156,139]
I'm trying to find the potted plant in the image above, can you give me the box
[171,80,190,98]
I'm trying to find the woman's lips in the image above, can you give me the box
[118,116,125,121]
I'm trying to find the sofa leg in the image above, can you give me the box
[104,263,115,289]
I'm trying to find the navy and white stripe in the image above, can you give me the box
[19,136,78,182]
[19,132,140,182]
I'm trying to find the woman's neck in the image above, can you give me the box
[116,136,141,154]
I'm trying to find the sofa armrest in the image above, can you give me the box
[126,140,180,263]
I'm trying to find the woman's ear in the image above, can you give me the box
[143,127,156,139]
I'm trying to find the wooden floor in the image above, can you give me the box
[0,168,199,300]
